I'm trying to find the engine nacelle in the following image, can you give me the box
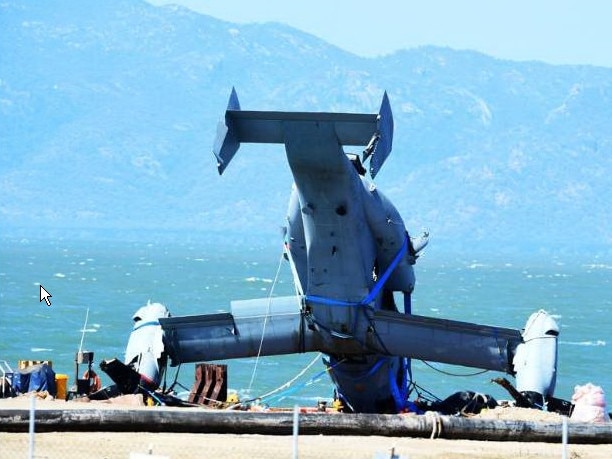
[124,301,170,389]
[513,309,559,408]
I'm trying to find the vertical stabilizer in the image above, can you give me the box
[213,87,242,175]
[365,91,394,178]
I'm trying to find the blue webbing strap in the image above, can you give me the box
[305,296,357,307]
[388,357,409,412]
[330,356,409,412]
[362,234,408,305]
[305,234,409,308]
[304,235,411,411]
[133,320,160,332]
[328,357,388,381]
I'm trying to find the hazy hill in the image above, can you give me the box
[1,0,611,256]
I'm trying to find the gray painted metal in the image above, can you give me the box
[371,311,520,373]
[155,89,558,413]
[214,87,392,177]
[160,297,315,364]
[160,299,520,373]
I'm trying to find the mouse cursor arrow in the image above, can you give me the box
[40,285,52,306]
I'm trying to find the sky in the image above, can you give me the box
[146,0,611,68]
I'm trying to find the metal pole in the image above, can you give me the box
[561,415,568,459]
[292,404,299,459]
[28,395,35,459]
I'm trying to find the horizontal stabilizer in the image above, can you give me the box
[212,88,394,176]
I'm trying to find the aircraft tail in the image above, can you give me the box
[213,88,394,177]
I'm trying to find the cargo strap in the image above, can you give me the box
[305,233,408,308]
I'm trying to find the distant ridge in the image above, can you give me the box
[1,0,611,255]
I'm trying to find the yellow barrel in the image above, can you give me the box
[55,374,68,400]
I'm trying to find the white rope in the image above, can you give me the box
[426,411,443,439]
[256,352,322,400]
[247,252,286,392]
[227,353,323,410]
[78,307,90,353]
[283,242,304,297]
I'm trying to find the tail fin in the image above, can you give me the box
[363,91,394,178]
[212,88,394,177]
[212,87,241,175]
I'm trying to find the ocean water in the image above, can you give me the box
[1,236,610,407]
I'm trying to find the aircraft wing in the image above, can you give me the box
[368,310,522,373]
[160,295,522,374]
[159,296,319,365]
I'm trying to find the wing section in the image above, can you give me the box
[159,296,317,365]
[369,310,522,373]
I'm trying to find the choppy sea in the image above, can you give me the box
[1,236,610,407]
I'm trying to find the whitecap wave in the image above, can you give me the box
[583,263,612,270]
[245,277,273,283]
[467,263,486,269]
[561,340,606,347]
[31,347,53,352]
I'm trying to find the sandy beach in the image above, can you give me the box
[1,396,612,458]
[2,431,612,459]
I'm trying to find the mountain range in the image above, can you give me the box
[2,0,611,257]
